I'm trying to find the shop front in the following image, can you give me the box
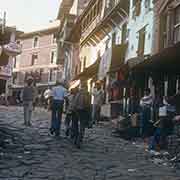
[73,58,100,92]
[100,44,128,118]
[132,42,180,98]
[126,42,180,126]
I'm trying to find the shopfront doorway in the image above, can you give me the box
[0,79,6,95]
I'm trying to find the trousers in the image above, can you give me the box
[51,100,64,135]
[92,104,101,124]
[23,101,33,126]
[73,109,88,145]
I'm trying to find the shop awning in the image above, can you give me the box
[132,42,180,73]
[108,44,128,73]
[73,59,100,81]
[127,56,146,69]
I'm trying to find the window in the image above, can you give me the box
[121,23,127,44]
[174,6,180,43]
[81,0,101,32]
[33,37,39,48]
[13,57,17,68]
[160,14,168,48]
[93,5,97,18]
[106,0,111,8]
[80,61,82,72]
[12,73,17,84]
[83,57,87,70]
[50,50,57,64]
[31,54,38,66]
[133,0,141,18]
[112,32,116,45]
[16,40,21,45]
[137,27,146,57]
[49,69,53,82]
[105,39,110,50]
[145,0,151,11]
[39,69,43,81]
[75,65,78,75]
[133,0,136,7]
[52,34,56,44]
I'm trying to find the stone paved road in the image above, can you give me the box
[0,106,180,180]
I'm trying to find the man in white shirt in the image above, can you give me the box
[139,88,153,147]
[50,81,67,136]
[44,86,52,109]
[92,81,104,125]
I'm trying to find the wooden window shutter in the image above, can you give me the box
[137,27,146,56]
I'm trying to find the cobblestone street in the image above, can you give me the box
[0,106,180,180]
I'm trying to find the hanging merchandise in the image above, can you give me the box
[98,47,112,80]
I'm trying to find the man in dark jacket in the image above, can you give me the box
[169,88,180,115]
[73,82,91,148]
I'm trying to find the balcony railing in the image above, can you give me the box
[104,0,121,16]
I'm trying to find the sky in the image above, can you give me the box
[0,0,61,32]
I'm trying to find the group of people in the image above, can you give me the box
[139,88,180,151]
[21,76,104,148]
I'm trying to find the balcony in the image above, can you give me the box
[80,0,129,46]
[104,0,121,16]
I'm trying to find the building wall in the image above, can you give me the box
[13,31,59,87]
[70,0,92,15]
[125,0,154,61]
[153,0,180,54]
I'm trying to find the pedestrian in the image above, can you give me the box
[32,82,38,111]
[149,95,175,151]
[44,86,52,109]
[91,81,104,125]
[22,76,36,126]
[140,88,154,149]
[149,96,164,151]
[50,80,67,136]
[65,88,78,137]
[73,82,91,148]
[168,87,180,115]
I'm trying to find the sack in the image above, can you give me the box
[159,106,167,117]
[167,105,176,113]
[131,113,139,127]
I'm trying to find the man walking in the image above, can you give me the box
[44,86,52,109]
[73,82,91,148]
[65,88,78,137]
[92,81,104,125]
[140,88,153,148]
[22,76,36,126]
[50,80,67,136]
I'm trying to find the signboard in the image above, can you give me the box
[3,42,22,57]
[0,63,12,78]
